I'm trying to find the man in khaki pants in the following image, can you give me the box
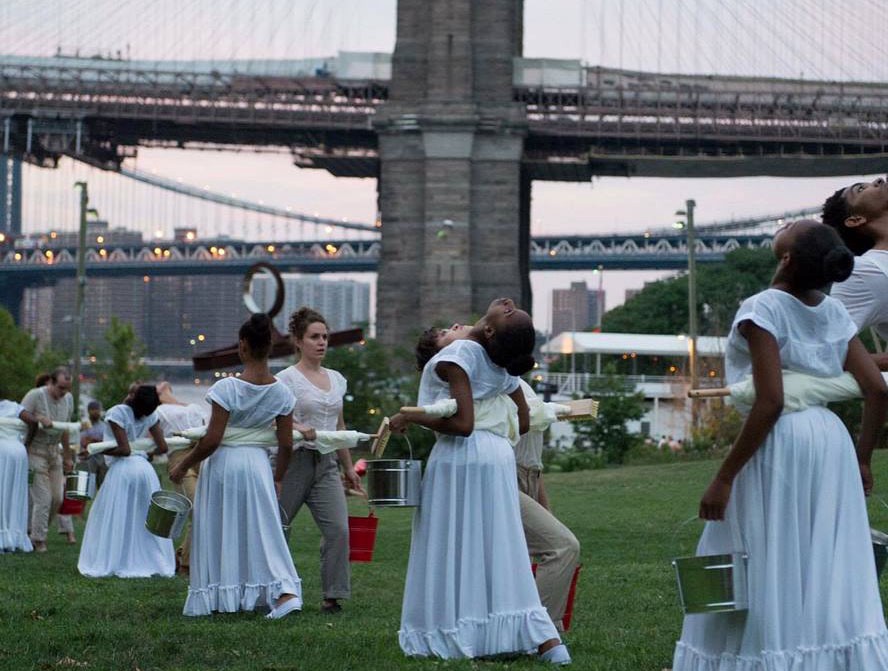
[156,382,207,572]
[516,380,581,632]
[23,368,75,552]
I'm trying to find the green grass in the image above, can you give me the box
[5,453,888,671]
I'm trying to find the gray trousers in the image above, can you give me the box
[28,449,72,541]
[279,449,350,600]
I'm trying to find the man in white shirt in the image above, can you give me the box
[823,176,888,369]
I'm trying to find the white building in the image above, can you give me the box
[252,275,371,334]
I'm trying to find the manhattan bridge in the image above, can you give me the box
[1,0,887,344]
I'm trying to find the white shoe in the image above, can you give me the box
[265,597,302,620]
[540,643,571,665]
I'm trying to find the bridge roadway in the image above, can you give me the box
[3,55,888,178]
[0,233,772,277]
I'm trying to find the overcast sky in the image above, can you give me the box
[4,1,886,332]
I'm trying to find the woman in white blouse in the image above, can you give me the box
[276,307,363,614]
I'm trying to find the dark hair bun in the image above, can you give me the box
[239,312,273,358]
[823,246,854,284]
[250,312,272,335]
[506,354,535,376]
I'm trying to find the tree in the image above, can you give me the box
[603,247,775,337]
[573,366,646,464]
[0,307,37,400]
[91,317,151,409]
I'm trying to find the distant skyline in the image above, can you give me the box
[4,1,886,332]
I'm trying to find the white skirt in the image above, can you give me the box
[184,445,302,616]
[77,454,175,578]
[0,437,32,552]
[673,407,888,670]
[399,430,559,659]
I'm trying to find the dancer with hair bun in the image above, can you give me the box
[392,298,569,665]
[78,384,175,578]
[276,306,363,615]
[672,221,888,670]
[170,313,302,618]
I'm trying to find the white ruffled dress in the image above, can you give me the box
[78,405,175,578]
[399,339,560,658]
[183,377,302,616]
[673,289,888,670]
[0,400,32,552]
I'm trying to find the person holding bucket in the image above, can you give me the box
[0,398,51,552]
[414,325,581,633]
[77,385,175,578]
[672,221,888,670]
[169,313,303,619]
[275,307,364,615]
[391,298,568,664]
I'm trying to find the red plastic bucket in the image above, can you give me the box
[348,514,378,563]
[531,563,582,631]
[58,496,85,515]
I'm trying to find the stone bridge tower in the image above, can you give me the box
[375,0,530,346]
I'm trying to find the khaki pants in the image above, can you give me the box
[29,449,66,542]
[279,449,350,600]
[518,466,580,631]
[166,448,200,568]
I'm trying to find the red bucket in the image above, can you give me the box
[531,563,582,631]
[348,514,378,563]
[58,496,85,515]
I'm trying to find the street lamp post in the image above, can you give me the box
[676,199,698,430]
[72,181,96,420]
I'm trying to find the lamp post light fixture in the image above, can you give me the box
[675,199,698,430]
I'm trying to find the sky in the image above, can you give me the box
[4,0,887,333]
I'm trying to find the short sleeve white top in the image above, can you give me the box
[0,400,24,419]
[275,366,346,449]
[514,379,544,469]
[103,404,159,443]
[726,289,857,385]
[155,403,209,435]
[206,377,295,429]
[830,250,888,340]
[418,339,520,406]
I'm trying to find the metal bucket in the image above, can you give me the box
[366,459,422,507]
[873,528,888,579]
[672,552,748,614]
[65,471,96,501]
[145,490,191,539]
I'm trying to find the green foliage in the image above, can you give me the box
[0,307,37,399]
[91,316,151,409]
[33,346,70,378]
[573,366,646,464]
[542,447,607,472]
[602,247,774,337]
[323,339,435,459]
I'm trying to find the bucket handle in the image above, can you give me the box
[672,512,745,558]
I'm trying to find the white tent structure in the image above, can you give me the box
[541,332,728,359]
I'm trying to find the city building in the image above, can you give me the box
[551,281,605,337]
[251,274,371,334]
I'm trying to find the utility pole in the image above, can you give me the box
[677,199,698,432]
[72,181,90,420]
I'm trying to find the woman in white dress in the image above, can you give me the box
[0,400,49,552]
[276,307,363,614]
[77,385,175,578]
[170,313,303,619]
[390,298,569,664]
[673,221,888,670]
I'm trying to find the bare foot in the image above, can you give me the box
[65,532,76,544]
[32,541,47,553]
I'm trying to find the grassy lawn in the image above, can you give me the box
[4,452,888,671]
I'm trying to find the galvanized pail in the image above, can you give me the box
[873,528,888,579]
[145,490,191,539]
[65,471,96,501]
[366,459,421,507]
[672,552,748,614]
